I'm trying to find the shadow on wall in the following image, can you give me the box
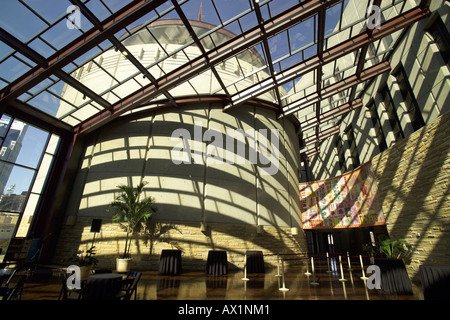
[53,217,307,271]
[391,18,450,123]
[53,104,306,270]
[370,111,450,282]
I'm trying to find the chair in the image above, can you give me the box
[3,238,45,280]
[0,275,27,300]
[119,271,141,300]
[58,270,83,300]
[0,268,16,286]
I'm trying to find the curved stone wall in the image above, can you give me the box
[67,103,301,228]
[54,103,304,270]
[53,20,305,270]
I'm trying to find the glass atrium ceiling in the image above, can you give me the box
[0,0,430,153]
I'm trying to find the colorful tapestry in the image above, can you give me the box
[299,162,385,229]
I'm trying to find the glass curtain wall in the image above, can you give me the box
[0,114,59,260]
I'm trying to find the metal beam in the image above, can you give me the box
[316,7,325,100]
[301,98,363,131]
[348,0,381,103]
[75,0,343,129]
[0,27,47,68]
[71,0,177,107]
[0,0,167,103]
[303,124,340,145]
[4,99,73,135]
[282,60,391,117]
[75,3,427,135]
[171,0,230,100]
[0,26,111,110]
[227,5,429,110]
[253,0,282,111]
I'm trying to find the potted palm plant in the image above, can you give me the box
[377,234,412,260]
[373,234,414,294]
[70,246,98,280]
[107,181,157,272]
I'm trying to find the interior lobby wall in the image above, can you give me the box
[52,104,308,271]
[370,111,450,281]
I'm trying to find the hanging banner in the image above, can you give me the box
[299,162,385,229]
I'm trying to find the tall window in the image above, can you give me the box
[0,114,59,258]
[393,65,425,131]
[425,15,450,66]
[379,85,404,142]
[368,100,387,153]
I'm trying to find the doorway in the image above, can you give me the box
[305,225,388,256]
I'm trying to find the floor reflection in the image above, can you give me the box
[20,263,423,300]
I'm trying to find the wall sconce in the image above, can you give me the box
[256,225,264,234]
[291,227,298,235]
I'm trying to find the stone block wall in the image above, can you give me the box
[53,216,308,272]
[371,111,450,281]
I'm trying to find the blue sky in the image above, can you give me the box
[1,118,50,196]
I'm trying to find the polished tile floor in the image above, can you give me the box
[19,260,423,301]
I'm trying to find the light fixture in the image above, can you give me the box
[200,222,207,232]
[256,225,264,234]
[291,227,298,235]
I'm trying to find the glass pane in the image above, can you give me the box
[27,77,57,96]
[238,12,258,35]
[181,0,221,33]
[325,2,342,37]
[0,79,9,91]
[268,31,289,63]
[0,56,32,85]
[0,212,19,253]
[0,2,47,42]
[61,115,80,126]
[266,0,299,18]
[15,194,39,237]
[0,115,12,138]
[46,134,60,155]
[28,37,57,58]
[0,120,49,169]
[26,88,68,117]
[288,16,316,53]
[22,0,73,24]
[213,0,251,24]
[0,41,14,62]
[31,154,53,194]
[0,163,35,213]
[85,0,113,21]
[70,104,102,122]
[101,0,134,13]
